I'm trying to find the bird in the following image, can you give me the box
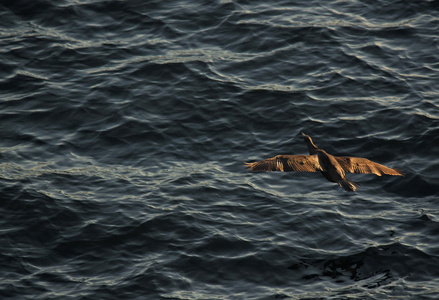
[244,133,403,192]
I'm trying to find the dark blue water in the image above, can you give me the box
[1,0,439,299]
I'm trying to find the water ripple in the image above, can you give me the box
[1,0,439,299]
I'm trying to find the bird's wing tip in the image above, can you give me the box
[243,162,253,169]
[394,168,405,176]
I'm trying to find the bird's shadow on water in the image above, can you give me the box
[287,241,439,285]
[381,170,438,198]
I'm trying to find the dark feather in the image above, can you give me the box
[245,155,322,172]
[335,156,403,176]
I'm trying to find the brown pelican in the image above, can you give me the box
[245,133,403,191]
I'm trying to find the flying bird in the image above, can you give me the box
[245,133,403,191]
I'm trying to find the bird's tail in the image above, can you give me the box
[339,179,360,192]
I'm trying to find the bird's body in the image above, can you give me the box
[245,133,403,191]
[315,149,360,191]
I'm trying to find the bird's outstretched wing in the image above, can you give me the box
[245,155,322,172]
[335,156,403,176]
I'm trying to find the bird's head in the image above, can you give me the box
[301,132,312,143]
[302,132,318,154]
